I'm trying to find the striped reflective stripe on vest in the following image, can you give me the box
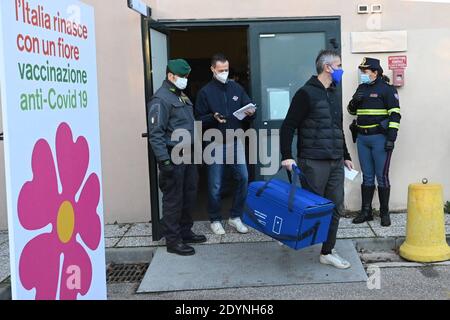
[389,122,400,129]
[388,108,401,115]
[357,109,389,116]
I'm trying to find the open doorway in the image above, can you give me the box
[169,27,250,104]
[144,18,342,240]
[169,27,251,221]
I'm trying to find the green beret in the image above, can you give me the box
[167,59,191,77]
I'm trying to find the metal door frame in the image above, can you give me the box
[141,16,341,240]
[141,17,170,241]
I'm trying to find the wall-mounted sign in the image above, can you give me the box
[0,0,106,300]
[388,55,408,70]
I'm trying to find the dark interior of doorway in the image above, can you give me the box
[169,26,251,222]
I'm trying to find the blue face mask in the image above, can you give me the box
[330,66,344,84]
[360,73,372,84]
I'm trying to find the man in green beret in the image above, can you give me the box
[148,58,207,256]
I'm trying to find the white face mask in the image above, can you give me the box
[214,71,229,84]
[174,76,188,90]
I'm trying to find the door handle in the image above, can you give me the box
[142,132,148,138]
[0,132,3,141]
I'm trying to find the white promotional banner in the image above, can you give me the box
[0,0,106,299]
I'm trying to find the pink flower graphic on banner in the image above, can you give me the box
[17,123,101,300]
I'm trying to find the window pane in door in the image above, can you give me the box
[150,28,168,220]
[150,29,168,93]
[259,32,326,121]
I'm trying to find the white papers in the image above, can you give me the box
[345,167,359,181]
[233,103,257,120]
[268,88,290,120]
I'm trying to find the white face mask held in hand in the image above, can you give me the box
[215,71,229,84]
[174,76,188,90]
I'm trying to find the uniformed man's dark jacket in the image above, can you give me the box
[348,76,401,142]
[280,76,351,161]
[195,78,255,136]
[148,80,195,162]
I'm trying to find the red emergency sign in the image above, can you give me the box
[388,56,407,70]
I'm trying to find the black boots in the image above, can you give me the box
[352,185,392,227]
[378,186,391,227]
[353,185,375,224]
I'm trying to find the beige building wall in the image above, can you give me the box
[1,0,450,229]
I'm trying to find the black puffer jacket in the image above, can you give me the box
[280,76,351,161]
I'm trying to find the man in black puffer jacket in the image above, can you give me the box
[280,50,354,270]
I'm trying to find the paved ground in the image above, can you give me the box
[137,240,367,293]
[1,214,450,283]
[1,213,450,300]
[108,265,450,300]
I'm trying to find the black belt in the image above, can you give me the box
[357,126,385,135]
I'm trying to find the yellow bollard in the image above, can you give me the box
[400,182,450,262]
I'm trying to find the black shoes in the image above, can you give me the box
[378,186,391,227]
[182,232,207,244]
[167,243,195,256]
[166,232,207,256]
[353,185,375,224]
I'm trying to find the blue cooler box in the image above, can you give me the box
[243,168,334,250]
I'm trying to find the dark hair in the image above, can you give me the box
[315,49,341,74]
[211,53,228,67]
[367,68,391,84]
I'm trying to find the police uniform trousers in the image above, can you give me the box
[159,163,198,246]
[357,133,392,188]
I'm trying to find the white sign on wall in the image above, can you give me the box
[0,0,106,300]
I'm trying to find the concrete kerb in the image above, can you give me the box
[106,247,155,265]
[105,238,406,265]
[353,237,399,252]
[1,236,449,300]
[353,236,450,253]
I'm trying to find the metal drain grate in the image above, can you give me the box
[107,263,149,283]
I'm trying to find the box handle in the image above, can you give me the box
[256,165,303,212]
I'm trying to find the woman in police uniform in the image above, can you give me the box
[348,58,401,227]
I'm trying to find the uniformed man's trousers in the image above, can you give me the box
[159,163,198,246]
